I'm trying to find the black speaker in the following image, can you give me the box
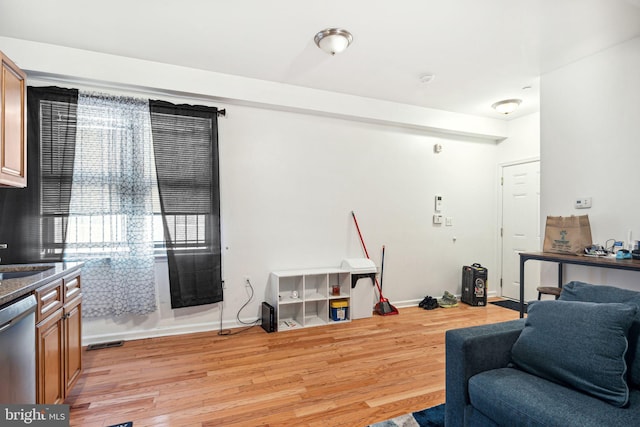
[461,263,488,306]
[261,302,275,333]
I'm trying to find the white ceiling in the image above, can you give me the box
[1,0,640,119]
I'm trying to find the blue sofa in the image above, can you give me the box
[445,281,640,427]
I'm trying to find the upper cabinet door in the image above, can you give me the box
[0,51,27,188]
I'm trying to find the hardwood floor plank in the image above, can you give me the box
[67,300,519,426]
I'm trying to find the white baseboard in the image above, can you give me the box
[82,317,260,346]
[392,290,498,308]
[82,291,501,345]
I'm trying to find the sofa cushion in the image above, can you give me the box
[560,281,640,388]
[560,280,640,304]
[511,299,637,407]
[469,368,640,427]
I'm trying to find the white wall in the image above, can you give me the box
[0,37,539,344]
[540,36,640,289]
[498,112,540,165]
[85,103,502,344]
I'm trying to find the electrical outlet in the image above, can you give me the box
[433,214,443,224]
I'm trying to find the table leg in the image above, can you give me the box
[558,262,564,288]
[519,256,526,318]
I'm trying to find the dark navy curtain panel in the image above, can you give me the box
[149,100,223,308]
[0,86,78,264]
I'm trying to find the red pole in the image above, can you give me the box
[351,211,384,297]
[351,211,370,259]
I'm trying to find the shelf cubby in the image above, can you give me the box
[269,267,352,332]
[304,299,329,327]
[304,274,328,301]
[328,272,351,299]
[277,275,303,304]
[277,302,304,331]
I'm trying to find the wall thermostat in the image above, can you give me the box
[435,195,443,212]
[575,197,592,209]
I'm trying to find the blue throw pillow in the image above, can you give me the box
[560,281,640,388]
[511,300,637,407]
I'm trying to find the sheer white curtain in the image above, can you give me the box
[65,92,159,317]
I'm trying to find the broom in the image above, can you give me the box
[351,211,399,316]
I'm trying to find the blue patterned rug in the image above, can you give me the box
[368,403,445,427]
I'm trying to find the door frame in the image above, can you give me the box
[496,157,540,298]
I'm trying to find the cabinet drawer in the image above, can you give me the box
[35,279,64,324]
[63,273,81,302]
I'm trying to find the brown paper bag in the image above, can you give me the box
[543,215,593,254]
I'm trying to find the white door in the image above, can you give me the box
[501,161,540,301]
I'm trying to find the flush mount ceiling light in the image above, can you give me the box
[419,73,435,84]
[491,98,522,115]
[314,28,353,55]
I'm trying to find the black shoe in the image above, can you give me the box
[418,296,432,308]
[425,298,439,310]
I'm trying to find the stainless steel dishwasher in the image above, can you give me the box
[0,294,37,404]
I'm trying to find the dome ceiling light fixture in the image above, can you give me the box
[314,28,353,55]
[491,98,522,115]
[419,73,435,84]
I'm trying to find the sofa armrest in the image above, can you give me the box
[445,319,525,427]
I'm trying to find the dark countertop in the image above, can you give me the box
[0,262,84,307]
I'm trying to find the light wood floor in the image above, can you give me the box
[67,299,519,427]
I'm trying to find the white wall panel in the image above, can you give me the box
[540,36,640,288]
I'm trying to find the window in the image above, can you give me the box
[40,101,215,257]
[31,88,222,312]
[149,109,218,253]
[40,97,157,258]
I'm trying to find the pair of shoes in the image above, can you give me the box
[418,296,431,308]
[439,291,459,308]
[418,296,439,310]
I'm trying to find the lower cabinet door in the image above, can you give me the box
[36,308,64,404]
[64,296,82,394]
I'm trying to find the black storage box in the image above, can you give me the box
[261,302,275,333]
[461,263,487,306]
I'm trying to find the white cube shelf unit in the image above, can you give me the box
[269,267,351,331]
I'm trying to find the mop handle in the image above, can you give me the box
[380,245,385,291]
[351,211,384,296]
[351,211,370,259]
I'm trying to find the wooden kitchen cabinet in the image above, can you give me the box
[35,271,82,404]
[36,307,64,404]
[63,294,82,393]
[0,50,27,187]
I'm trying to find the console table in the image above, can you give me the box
[518,252,640,318]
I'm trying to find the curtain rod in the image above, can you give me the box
[27,71,228,116]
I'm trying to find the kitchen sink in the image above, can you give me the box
[0,271,46,280]
[0,265,54,280]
